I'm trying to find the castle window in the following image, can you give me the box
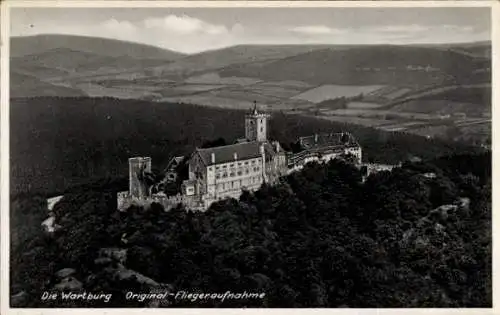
[230,172,235,177]
[223,165,227,168]
[216,166,220,170]
[244,161,249,165]
[222,173,227,178]
[260,127,263,132]
[237,170,242,176]
[208,167,212,171]
[245,169,249,174]
[238,162,242,166]
[230,163,234,167]
[216,174,220,179]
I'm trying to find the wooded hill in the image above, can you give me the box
[10,97,480,195]
[10,152,491,307]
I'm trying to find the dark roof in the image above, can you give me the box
[299,132,358,150]
[196,142,267,166]
[165,156,184,172]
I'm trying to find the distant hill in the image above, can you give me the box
[413,41,492,59]
[10,72,86,97]
[11,34,185,60]
[10,35,182,96]
[12,48,171,79]
[150,44,348,79]
[219,45,490,86]
[9,39,491,100]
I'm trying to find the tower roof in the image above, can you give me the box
[246,101,270,118]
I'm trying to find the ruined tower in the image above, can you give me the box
[129,157,152,199]
[245,101,270,142]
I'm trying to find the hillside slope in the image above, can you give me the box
[10,151,491,307]
[10,72,86,97]
[10,97,478,195]
[151,44,351,78]
[11,34,185,60]
[11,48,171,79]
[414,41,492,59]
[219,45,490,86]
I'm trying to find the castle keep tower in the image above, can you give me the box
[129,157,152,199]
[245,101,270,142]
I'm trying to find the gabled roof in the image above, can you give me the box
[165,156,184,171]
[195,141,281,166]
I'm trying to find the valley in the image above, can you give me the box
[10,35,492,146]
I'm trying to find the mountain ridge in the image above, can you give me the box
[11,34,186,60]
[218,45,490,86]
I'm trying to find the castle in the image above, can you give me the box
[117,105,362,211]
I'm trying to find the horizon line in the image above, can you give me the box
[11,33,492,56]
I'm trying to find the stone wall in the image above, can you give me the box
[117,191,204,212]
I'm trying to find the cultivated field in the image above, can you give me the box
[390,99,485,117]
[366,86,413,99]
[257,80,313,89]
[185,72,261,85]
[310,116,391,127]
[292,84,385,103]
[347,102,386,109]
[74,82,161,99]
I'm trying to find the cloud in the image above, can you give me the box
[374,24,429,33]
[102,19,137,33]
[143,14,228,35]
[372,23,477,35]
[290,25,346,35]
[10,10,489,54]
[443,25,475,32]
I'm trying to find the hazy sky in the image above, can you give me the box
[11,7,491,54]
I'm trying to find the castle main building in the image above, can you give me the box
[117,106,362,211]
[181,106,287,208]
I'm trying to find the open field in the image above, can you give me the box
[292,84,385,103]
[221,84,306,99]
[389,84,491,106]
[109,85,164,92]
[366,86,413,99]
[302,114,391,127]
[347,101,386,109]
[390,99,486,117]
[169,84,227,92]
[185,72,262,85]
[326,108,437,120]
[74,82,161,99]
[257,80,313,89]
[159,93,313,110]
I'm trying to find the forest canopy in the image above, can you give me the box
[10,151,491,308]
[10,97,479,195]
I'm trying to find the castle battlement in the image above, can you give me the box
[117,190,205,212]
[116,110,362,212]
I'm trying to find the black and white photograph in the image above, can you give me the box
[1,1,495,311]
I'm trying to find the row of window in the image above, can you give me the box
[216,176,261,191]
[215,167,260,179]
[209,159,258,171]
